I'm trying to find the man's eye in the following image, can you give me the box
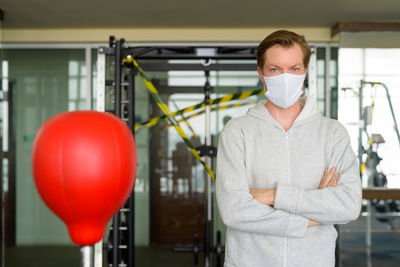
[292,68,300,72]
[271,68,278,72]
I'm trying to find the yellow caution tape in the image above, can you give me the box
[134,88,264,132]
[360,163,366,175]
[129,57,216,180]
[163,100,257,131]
[172,100,198,138]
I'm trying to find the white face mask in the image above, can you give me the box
[263,73,306,109]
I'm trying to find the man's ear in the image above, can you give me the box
[257,67,267,91]
[257,67,265,82]
[257,67,263,77]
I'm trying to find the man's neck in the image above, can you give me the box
[265,100,303,131]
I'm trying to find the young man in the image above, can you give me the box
[216,30,362,267]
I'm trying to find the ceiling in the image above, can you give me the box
[1,0,400,29]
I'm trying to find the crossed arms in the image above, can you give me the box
[215,121,362,238]
[250,167,340,227]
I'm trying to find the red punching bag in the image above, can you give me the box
[32,111,137,246]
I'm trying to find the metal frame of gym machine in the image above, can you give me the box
[95,36,260,267]
[96,37,137,267]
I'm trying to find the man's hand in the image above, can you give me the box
[309,167,340,227]
[249,188,276,206]
[308,220,320,227]
[319,167,340,189]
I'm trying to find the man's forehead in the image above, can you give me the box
[265,43,302,55]
[263,44,303,63]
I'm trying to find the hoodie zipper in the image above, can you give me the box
[285,131,292,184]
[283,131,290,267]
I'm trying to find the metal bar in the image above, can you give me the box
[341,228,400,233]
[127,71,135,131]
[358,82,363,173]
[127,69,135,267]
[115,40,123,117]
[204,71,213,267]
[138,63,257,72]
[131,54,257,60]
[85,47,93,110]
[381,83,400,146]
[124,42,259,47]
[324,46,331,118]
[1,60,10,267]
[94,241,102,267]
[366,201,372,267]
[2,61,9,152]
[0,43,108,49]
[307,47,317,97]
[81,246,94,267]
[94,48,106,267]
[112,39,123,267]
[96,52,106,112]
[361,211,400,217]
[123,46,257,60]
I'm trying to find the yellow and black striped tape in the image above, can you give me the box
[172,100,199,138]
[134,88,264,132]
[129,57,216,180]
[163,100,257,131]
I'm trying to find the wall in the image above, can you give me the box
[1,27,333,43]
[4,49,86,245]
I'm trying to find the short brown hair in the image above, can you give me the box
[256,30,312,69]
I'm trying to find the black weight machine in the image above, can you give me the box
[96,36,258,267]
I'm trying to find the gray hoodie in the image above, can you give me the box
[216,96,362,267]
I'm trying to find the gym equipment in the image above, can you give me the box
[203,70,221,267]
[32,111,137,267]
[342,80,400,188]
[172,71,224,266]
[342,80,400,265]
[356,81,400,169]
[97,38,138,267]
[97,36,263,267]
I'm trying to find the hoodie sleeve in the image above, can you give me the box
[274,122,362,224]
[216,120,310,238]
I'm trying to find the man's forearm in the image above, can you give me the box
[249,188,276,206]
[250,188,321,227]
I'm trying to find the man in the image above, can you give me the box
[216,30,362,267]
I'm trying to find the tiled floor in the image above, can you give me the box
[4,216,400,266]
[339,215,400,267]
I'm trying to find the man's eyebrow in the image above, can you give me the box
[266,63,302,68]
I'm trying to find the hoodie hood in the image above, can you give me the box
[246,95,321,129]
